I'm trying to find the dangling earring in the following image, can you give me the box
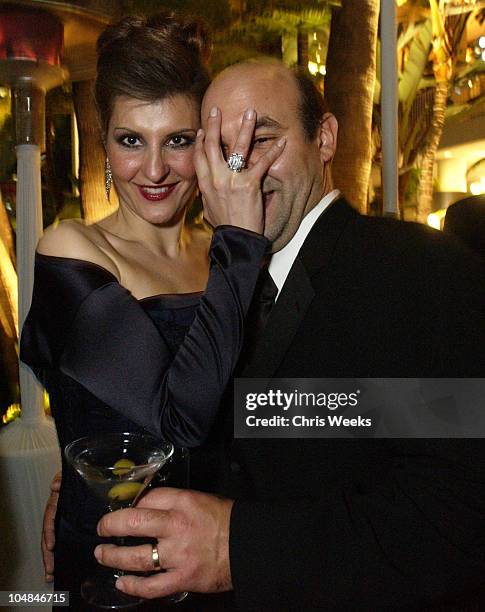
[105,157,112,200]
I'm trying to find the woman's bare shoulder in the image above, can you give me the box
[37,219,120,278]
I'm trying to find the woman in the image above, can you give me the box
[20,12,284,606]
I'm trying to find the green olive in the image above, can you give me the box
[112,458,135,476]
[108,482,143,502]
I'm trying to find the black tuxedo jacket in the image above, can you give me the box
[215,198,485,611]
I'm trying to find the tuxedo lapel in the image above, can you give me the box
[241,197,357,379]
[299,196,358,276]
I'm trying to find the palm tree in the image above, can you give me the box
[371,13,434,219]
[324,0,379,213]
[416,0,471,223]
[370,1,481,221]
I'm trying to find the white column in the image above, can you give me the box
[16,144,44,422]
[0,146,61,600]
[380,0,399,216]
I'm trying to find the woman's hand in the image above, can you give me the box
[41,471,61,582]
[194,106,285,234]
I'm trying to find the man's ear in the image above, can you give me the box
[317,112,338,163]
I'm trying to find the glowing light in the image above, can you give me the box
[44,390,51,416]
[308,61,319,76]
[438,158,467,192]
[482,50,485,62]
[319,65,326,76]
[0,236,18,337]
[470,178,485,195]
[427,209,446,230]
[468,79,473,88]
[479,36,485,49]
[2,403,21,424]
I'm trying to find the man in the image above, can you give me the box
[95,61,485,610]
[443,194,485,264]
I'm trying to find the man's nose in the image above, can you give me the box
[143,147,170,183]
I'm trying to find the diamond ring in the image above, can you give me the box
[227,152,246,173]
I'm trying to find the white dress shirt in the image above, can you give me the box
[268,189,340,299]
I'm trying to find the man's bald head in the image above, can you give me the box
[203,60,328,141]
[201,59,338,253]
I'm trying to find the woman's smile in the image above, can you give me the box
[136,183,179,201]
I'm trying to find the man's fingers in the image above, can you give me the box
[204,107,225,168]
[134,487,183,510]
[98,489,191,538]
[41,540,54,582]
[96,535,185,571]
[42,521,55,549]
[42,498,57,549]
[41,534,55,581]
[41,536,54,568]
[97,506,171,538]
[250,136,286,178]
[43,503,57,549]
[95,543,155,572]
[41,484,59,582]
[230,108,256,161]
[50,472,62,492]
[115,572,184,600]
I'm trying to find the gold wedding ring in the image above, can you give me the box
[151,542,161,572]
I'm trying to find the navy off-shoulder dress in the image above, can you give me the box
[20,226,267,604]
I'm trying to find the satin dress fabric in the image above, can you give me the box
[19,226,268,607]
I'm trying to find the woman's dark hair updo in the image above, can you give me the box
[95,12,211,135]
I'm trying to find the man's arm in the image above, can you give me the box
[97,448,485,611]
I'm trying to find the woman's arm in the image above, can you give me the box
[21,226,267,446]
[21,108,284,447]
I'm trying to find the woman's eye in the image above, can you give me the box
[168,135,194,148]
[119,135,142,148]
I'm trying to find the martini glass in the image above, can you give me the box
[65,432,174,610]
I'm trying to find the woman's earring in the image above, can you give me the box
[105,157,112,200]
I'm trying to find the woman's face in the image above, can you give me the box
[105,94,200,225]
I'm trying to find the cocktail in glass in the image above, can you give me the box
[65,432,174,609]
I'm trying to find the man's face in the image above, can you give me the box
[202,64,332,252]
